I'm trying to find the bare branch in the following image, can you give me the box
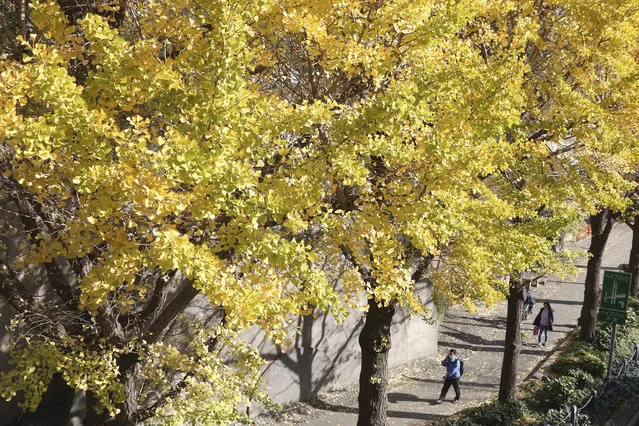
[0,257,34,312]
[17,0,27,41]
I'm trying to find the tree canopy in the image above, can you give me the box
[1,0,638,424]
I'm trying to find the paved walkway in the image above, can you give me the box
[295,224,633,426]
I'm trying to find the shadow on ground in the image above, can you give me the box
[404,377,498,389]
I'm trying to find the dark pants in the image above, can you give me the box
[439,377,460,400]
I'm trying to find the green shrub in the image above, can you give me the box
[550,341,606,377]
[533,372,594,410]
[517,379,544,399]
[544,407,590,426]
[438,401,530,426]
[465,400,529,425]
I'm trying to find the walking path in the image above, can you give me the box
[258,224,632,425]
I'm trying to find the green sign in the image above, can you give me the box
[598,270,632,324]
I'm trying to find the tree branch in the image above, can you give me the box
[44,259,78,308]
[17,0,27,41]
[135,309,225,424]
[0,14,19,57]
[340,243,374,284]
[411,254,434,282]
[0,257,34,312]
[145,279,199,344]
[124,269,172,328]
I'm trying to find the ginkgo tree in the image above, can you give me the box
[467,0,639,401]
[516,0,639,344]
[251,0,639,419]
[1,1,345,424]
[1,0,639,425]
[250,2,548,423]
[250,0,603,422]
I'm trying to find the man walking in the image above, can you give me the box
[436,349,461,403]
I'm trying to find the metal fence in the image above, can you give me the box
[556,342,639,426]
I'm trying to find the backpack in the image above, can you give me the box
[459,360,464,377]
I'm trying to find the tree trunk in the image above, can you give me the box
[298,311,315,400]
[498,279,524,403]
[84,353,139,426]
[357,298,395,426]
[110,353,140,426]
[629,217,639,297]
[579,210,614,341]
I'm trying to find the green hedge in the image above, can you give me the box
[439,401,529,426]
[549,342,606,378]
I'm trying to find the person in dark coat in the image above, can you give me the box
[533,302,554,346]
[523,291,535,316]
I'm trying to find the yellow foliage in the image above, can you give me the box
[1,0,639,422]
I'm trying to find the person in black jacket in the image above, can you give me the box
[532,302,554,346]
[522,291,535,319]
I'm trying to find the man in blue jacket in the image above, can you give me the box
[436,349,461,403]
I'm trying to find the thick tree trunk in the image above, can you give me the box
[579,210,614,341]
[629,217,639,297]
[357,299,395,426]
[298,312,315,400]
[84,353,139,426]
[110,353,140,426]
[498,279,524,403]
